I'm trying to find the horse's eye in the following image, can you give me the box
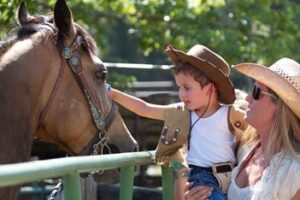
[95,70,107,80]
[80,39,88,51]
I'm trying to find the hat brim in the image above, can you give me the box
[168,48,235,104]
[233,63,300,118]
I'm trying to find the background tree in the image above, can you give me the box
[1,0,300,89]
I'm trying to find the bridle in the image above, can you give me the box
[43,32,120,200]
[38,32,118,156]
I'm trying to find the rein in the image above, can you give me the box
[39,33,116,155]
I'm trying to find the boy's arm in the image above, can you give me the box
[292,189,300,200]
[109,88,172,120]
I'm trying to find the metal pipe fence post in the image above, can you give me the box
[0,151,159,200]
[63,171,82,200]
[161,166,174,200]
[119,165,135,200]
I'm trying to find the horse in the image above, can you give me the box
[0,0,138,199]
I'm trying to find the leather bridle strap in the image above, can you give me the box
[104,102,118,130]
[78,101,118,156]
[65,35,105,131]
[39,33,106,130]
[39,54,66,126]
[39,33,116,155]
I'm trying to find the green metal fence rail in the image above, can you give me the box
[0,151,174,200]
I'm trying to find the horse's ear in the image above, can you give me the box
[16,1,33,25]
[54,0,76,39]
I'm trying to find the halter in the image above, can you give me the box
[43,32,120,200]
[39,32,117,156]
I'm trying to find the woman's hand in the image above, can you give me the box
[184,182,213,200]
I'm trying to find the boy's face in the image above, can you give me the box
[174,72,212,111]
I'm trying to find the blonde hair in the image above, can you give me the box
[267,97,300,157]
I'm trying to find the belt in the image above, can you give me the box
[189,165,213,172]
[189,163,233,173]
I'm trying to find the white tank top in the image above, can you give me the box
[187,105,236,167]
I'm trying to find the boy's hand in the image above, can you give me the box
[106,83,111,92]
[106,83,114,99]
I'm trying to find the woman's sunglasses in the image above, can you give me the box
[252,85,274,100]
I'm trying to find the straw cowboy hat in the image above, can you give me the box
[233,57,300,118]
[166,44,235,104]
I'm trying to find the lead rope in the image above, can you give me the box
[48,179,63,200]
[47,102,117,199]
[90,132,111,175]
[47,131,111,199]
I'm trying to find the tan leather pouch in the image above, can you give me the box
[212,162,233,194]
[154,103,190,166]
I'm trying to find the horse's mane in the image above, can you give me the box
[0,13,98,56]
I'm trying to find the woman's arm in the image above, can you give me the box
[174,172,188,200]
[184,183,213,200]
[109,88,172,120]
[292,189,300,200]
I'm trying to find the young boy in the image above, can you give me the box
[108,44,247,200]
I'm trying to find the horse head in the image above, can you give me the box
[0,0,137,187]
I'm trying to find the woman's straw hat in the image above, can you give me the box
[234,58,300,118]
[166,44,235,105]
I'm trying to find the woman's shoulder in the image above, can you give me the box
[271,152,300,169]
[264,152,300,198]
[268,152,300,186]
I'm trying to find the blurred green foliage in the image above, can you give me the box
[1,0,300,90]
[107,72,137,92]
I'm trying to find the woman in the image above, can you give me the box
[184,57,300,200]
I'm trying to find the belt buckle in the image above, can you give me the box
[212,162,233,173]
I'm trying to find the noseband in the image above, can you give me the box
[39,33,117,155]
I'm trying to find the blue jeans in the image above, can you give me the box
[188,166,226,200]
